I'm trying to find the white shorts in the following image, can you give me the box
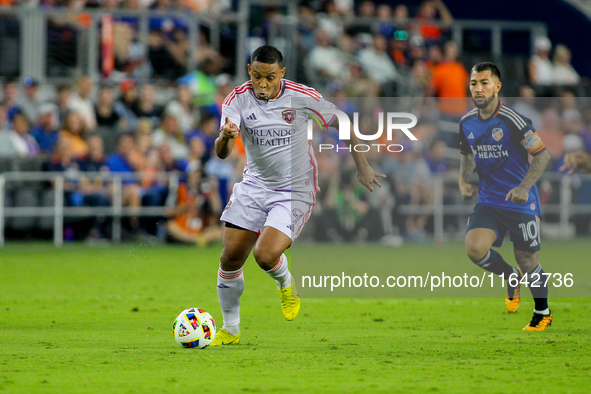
[220,180,316,240]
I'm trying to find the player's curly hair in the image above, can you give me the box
[251,45,283,67]
[471,62,501,80]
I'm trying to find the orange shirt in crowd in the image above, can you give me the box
[59,130,89,159]
[173,184,203,235]
[431,61,469,116]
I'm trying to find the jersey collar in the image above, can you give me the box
[272,80,286,100]
[251,80,285,103]
[478,99,502,122]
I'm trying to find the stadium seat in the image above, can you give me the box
[3,187,13,231]
[0,37,19,75]
[11,155,49,174]
[10,156,49,191]
[96,127,118,156]
[498,56,529,96]
[10,187,39,232]
[0,157,12,174]
[37,188,55,232]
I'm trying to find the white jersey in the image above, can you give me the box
[221,79,335,192]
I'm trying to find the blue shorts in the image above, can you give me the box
[466,204,541,252]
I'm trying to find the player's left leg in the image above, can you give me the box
[253,227,300,320]
[253,190,315,320]
[513,248,552,331]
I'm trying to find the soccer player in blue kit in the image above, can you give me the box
[459,62,552,331]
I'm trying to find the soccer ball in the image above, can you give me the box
[173,308,216,348]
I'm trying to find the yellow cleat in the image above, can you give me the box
[210,328,241,346]
[523,311,552,331]
[505,269,522,313]
[278,278,300,321]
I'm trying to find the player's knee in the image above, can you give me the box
[219,250,245,271]
[465,240,489,263]
[515,251,537,273]
[252,246,279,271]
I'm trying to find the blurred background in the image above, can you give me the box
[0,0,590,246]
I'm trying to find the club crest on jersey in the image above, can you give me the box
[492,128,503,141]
[282,109,296,124]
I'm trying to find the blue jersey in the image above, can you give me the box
[459,101,546,216]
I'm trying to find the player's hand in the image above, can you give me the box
[220,117,239,141]
[560,151,591,175]
[357,165,386,192]
[459,181,475,200]
[505,186,528,204]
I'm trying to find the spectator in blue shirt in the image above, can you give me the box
[106,133,143,236]
[425,139,449,174]
[31,103,60,155]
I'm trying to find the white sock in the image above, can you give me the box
[265,253,292,289]
[217,266,244,335]
[534,308,550,315]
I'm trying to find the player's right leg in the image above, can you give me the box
[211,225,258,346]
[465,207,522,311]
[464,228,498,263]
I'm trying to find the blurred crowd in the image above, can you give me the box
[0,74,243,243]
[1,0,590,242]
[0,0,231,13]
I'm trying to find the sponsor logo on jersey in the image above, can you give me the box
[530,203,536,210]
[282,109,296,124]
[524,130,533,138]
[246,113,257,121]
[524,134,542,150]
[468,132,474,139]
[492,128,503,141]
[471,144,509,159]
[244,127,294,146]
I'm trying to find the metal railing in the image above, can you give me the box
[1,171,588,246]
[0,171,179,246]
[394,172,591,243]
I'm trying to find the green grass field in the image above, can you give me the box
[1,241,590,393]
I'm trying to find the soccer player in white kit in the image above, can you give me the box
[211,46,385,345]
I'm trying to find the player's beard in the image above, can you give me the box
[472,95,495,109]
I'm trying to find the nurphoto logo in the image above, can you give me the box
[306,107,418,152]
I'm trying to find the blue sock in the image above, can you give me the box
[473,249,517,278]
[526,264,549,312]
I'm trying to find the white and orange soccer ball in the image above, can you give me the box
[173,308,216,348]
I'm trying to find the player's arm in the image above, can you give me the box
[458,121,476,200]
[506,131,550,204]
[333,116,386,192]
[434,0,454,26]
[459,153,476,200]
[506,150,549,203]
[215,117,239,160]
[560,151,591,175]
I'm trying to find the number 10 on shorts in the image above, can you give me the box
[518,217,540,245]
